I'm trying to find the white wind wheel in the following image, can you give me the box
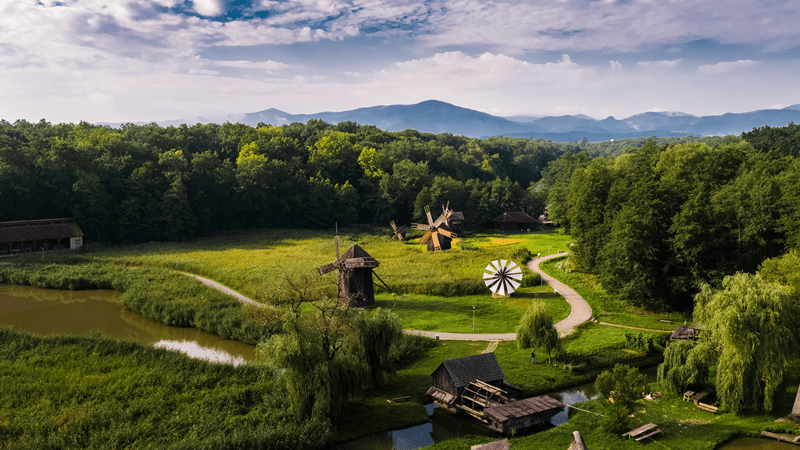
[483,259,523,297]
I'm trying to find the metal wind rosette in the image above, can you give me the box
[483,259,523,297]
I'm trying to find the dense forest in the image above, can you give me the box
[542,123,800,312]
[0,118,735,243]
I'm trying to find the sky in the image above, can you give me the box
[2,0,800,124]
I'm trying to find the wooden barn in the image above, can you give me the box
[494,212,537,232]
[449,211,465,235]
[427,353,564,435]
[0,218,84,256]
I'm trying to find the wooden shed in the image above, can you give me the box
[670,325,695,340]
[427,353,505,410]
[0,218,84,255]
[484,395,565,434]
[449,211,465,235]
[493,212,537,232]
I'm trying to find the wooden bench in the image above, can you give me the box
[659,319,672,323]
[623,423,658,440]
[683,390,695,401]
[635,429,662,442]
[697,402,718,413]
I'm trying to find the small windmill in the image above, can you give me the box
[412,203,458,251]
[483,259,523,297]
[389,221,407,242]
[317,236,380,307]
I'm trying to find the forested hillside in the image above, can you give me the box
[542,122,800,311]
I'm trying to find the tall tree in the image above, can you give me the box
[515,301,560,364]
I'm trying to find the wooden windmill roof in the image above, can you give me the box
[567,431,589,450]
[339,244,379,269]
[0,218,83,244]
[494,212,537,224]
[450,211,465,222]
[433,353,505,388]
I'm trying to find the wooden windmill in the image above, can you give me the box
[316,236,380,307]
[389,221,407,242]
[412,203,458,251]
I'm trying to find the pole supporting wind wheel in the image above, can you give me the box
[483,259,523,297]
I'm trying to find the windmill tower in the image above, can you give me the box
[412,203,458,251]
[316,236,380,307]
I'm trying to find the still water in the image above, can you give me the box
[718,437,799,449]
[0,283,256,363]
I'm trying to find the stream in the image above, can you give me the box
[0,283,256,363]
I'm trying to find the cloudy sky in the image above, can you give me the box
[2,0,799,124]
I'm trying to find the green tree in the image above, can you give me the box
[540,152,592,231]
[566,157,614,272]
[515,301,560,364]
[595,364,648,434]
[656,340,709,394]
[350,308,404,385]
[694,272,798,412]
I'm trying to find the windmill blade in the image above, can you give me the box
[496,281,506,297]
[507,279,521,291]
[482,272,495,280]
[485,263,496,273]
[390,221,398,232]
[509,272,523,281]
[437,228,457,239]
[432,232,441,251]
[419,230,432,243]
[317,263,338,275]
[412,223,432,231]
[425,205,435,227]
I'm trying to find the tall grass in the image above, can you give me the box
[0,327,329,450]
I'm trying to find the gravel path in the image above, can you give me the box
[526,252,593,334]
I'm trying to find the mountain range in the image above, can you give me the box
[121,100,800,142]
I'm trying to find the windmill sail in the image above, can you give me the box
[484,260,524,297]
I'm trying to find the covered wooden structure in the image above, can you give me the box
[427,353,564,435]
[0,218,83,255]
[494,212,537,232]
[317,243,379,307]
[449,211,465,235]
[484,395,564,434]
[670,325,696,340]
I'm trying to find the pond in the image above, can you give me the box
[0,283,256,364]
[717,436,799,449]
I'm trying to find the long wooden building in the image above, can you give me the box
[0,218,84,255]
[426,353,564,435]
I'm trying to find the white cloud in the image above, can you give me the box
[212,60,297,70]
[610,60,623,71]
[192,0,227,17]
[637,59,682,68]
[698,60,760,74]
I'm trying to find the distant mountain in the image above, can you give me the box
[107,100,800,142]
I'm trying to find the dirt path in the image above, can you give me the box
[180,272,264,307]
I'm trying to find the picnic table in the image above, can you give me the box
[622,423,662,442]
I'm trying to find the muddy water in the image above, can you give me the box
[0,283,256,363]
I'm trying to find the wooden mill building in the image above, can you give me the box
[317,243,379,307]
[0,218,84,256]
[427,353,564,435]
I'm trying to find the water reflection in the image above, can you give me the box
[0,283,256,363]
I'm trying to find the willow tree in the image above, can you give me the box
[694,272,798,413]
[656,339,709,394]
[516,301,560,364]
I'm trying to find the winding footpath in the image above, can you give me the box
[182,252,595,342]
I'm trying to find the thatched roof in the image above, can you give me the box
[670,325,694,340]
[793,385,800,416]
[433,353,505,388]
[567,431,588,450]
[0,218,83,244]
[494,212,537,224]
[471,439,509,450]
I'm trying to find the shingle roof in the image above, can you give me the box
[493,212,537,223]
[450,211,465,222]
[435,353,505,388]
[670,325,694,340]
[484,395,564,422]
[0,219,83,244]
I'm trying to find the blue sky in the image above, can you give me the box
[2,0,799,123]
